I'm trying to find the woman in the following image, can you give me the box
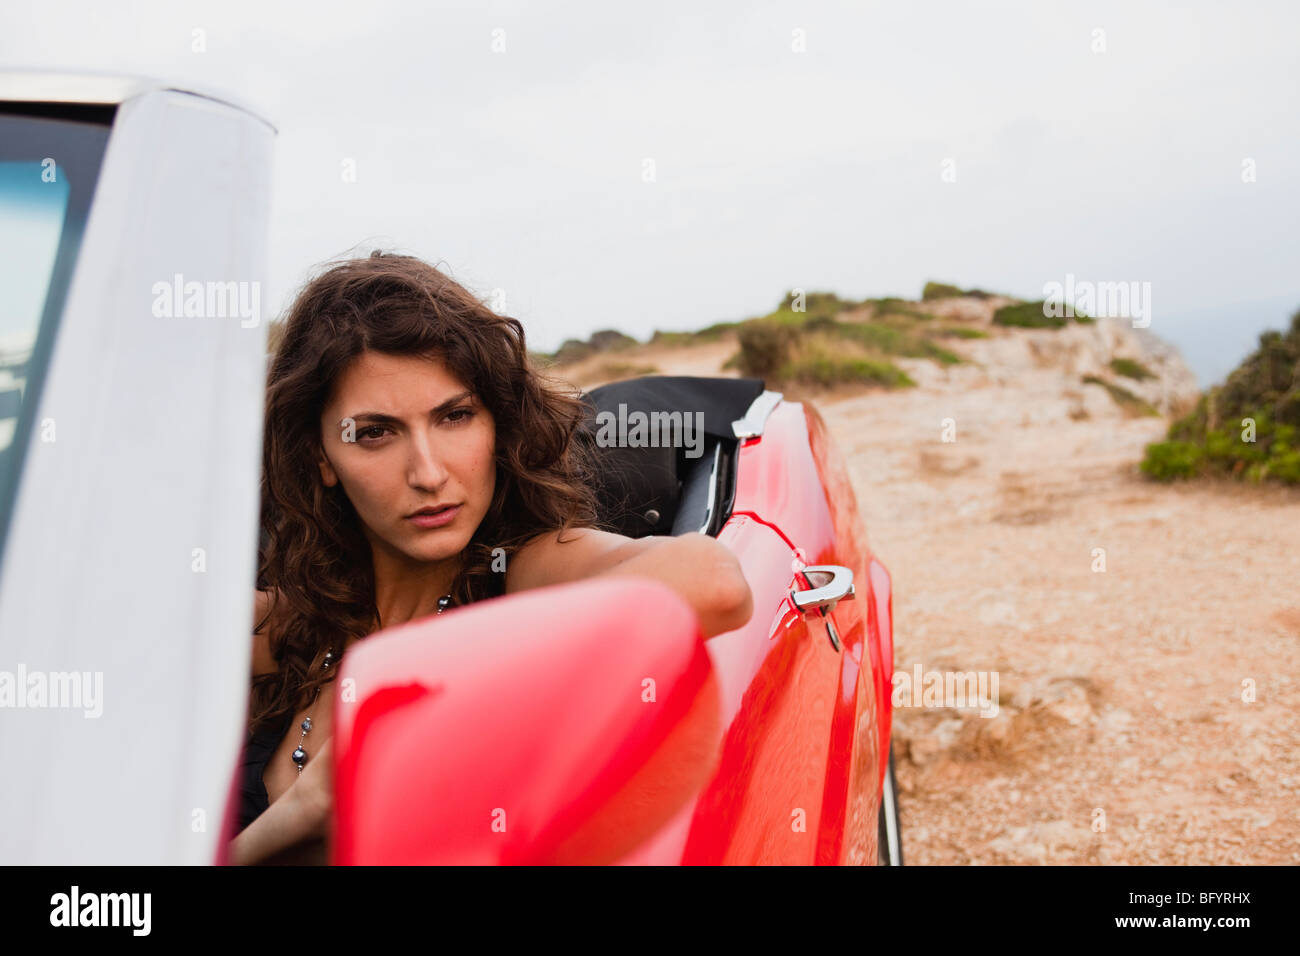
[229,251,753,865]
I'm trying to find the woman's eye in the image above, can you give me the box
[446,407,474,424]
[357,425,389,442]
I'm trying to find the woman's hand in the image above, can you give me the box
[290,736,334,838]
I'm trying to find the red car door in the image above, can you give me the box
[713,399,884,865]
[680,513,845,864]
[614,399,884,865]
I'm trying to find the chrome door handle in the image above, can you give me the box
[790,564,856,614]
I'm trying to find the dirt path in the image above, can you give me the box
[818,347,1300,865]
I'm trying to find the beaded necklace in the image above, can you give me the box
[290,593,452,773]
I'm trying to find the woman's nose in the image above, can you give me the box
[408,432,449,488]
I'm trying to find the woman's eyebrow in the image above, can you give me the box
[342,390,474,426]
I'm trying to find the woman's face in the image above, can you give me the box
[317,350,497,567]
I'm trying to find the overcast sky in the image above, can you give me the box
[4,0,1298,385]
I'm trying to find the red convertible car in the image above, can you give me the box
[0,71,900,865]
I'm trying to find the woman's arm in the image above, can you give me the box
[228,783,321,866]
[228,739,333,866]
[505,529,753,638]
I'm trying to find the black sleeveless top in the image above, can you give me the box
[237,714,294,834]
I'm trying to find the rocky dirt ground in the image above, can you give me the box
[566,302,1300,865]
[823,345,1300,865]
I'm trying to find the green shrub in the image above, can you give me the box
[734,321,794,378]
[922,282,964,301]
[588,329,637,351]
[1202,428,1238,465]
[1110,357,1155,381]
[875,302,934,322]
[649,321,740,348]
[694,320,741,340]
[1140,441,1204,480]
[832,321,960,364]
[1141,306,1300,485]
[760,306,836,327]
[733,314,940,390]
[1168,393,1209,442]
[551,328,639,365]
[1215,312,1300,428]
[993,301,1068,329]
[1082,375,1159,417]
[778,290,847,314]
[920,281,999,301]
[553,338,596,364]
[647,330,694,348]
[1269,445,1300,483]
[837,322,905,351]
[785,352,914,388]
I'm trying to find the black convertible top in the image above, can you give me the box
[577,376,765,537]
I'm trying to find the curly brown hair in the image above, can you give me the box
[249,250,602,735]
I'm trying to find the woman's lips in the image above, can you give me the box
[407,505,461,529]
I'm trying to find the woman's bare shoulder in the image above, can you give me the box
[504,526,636,594]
